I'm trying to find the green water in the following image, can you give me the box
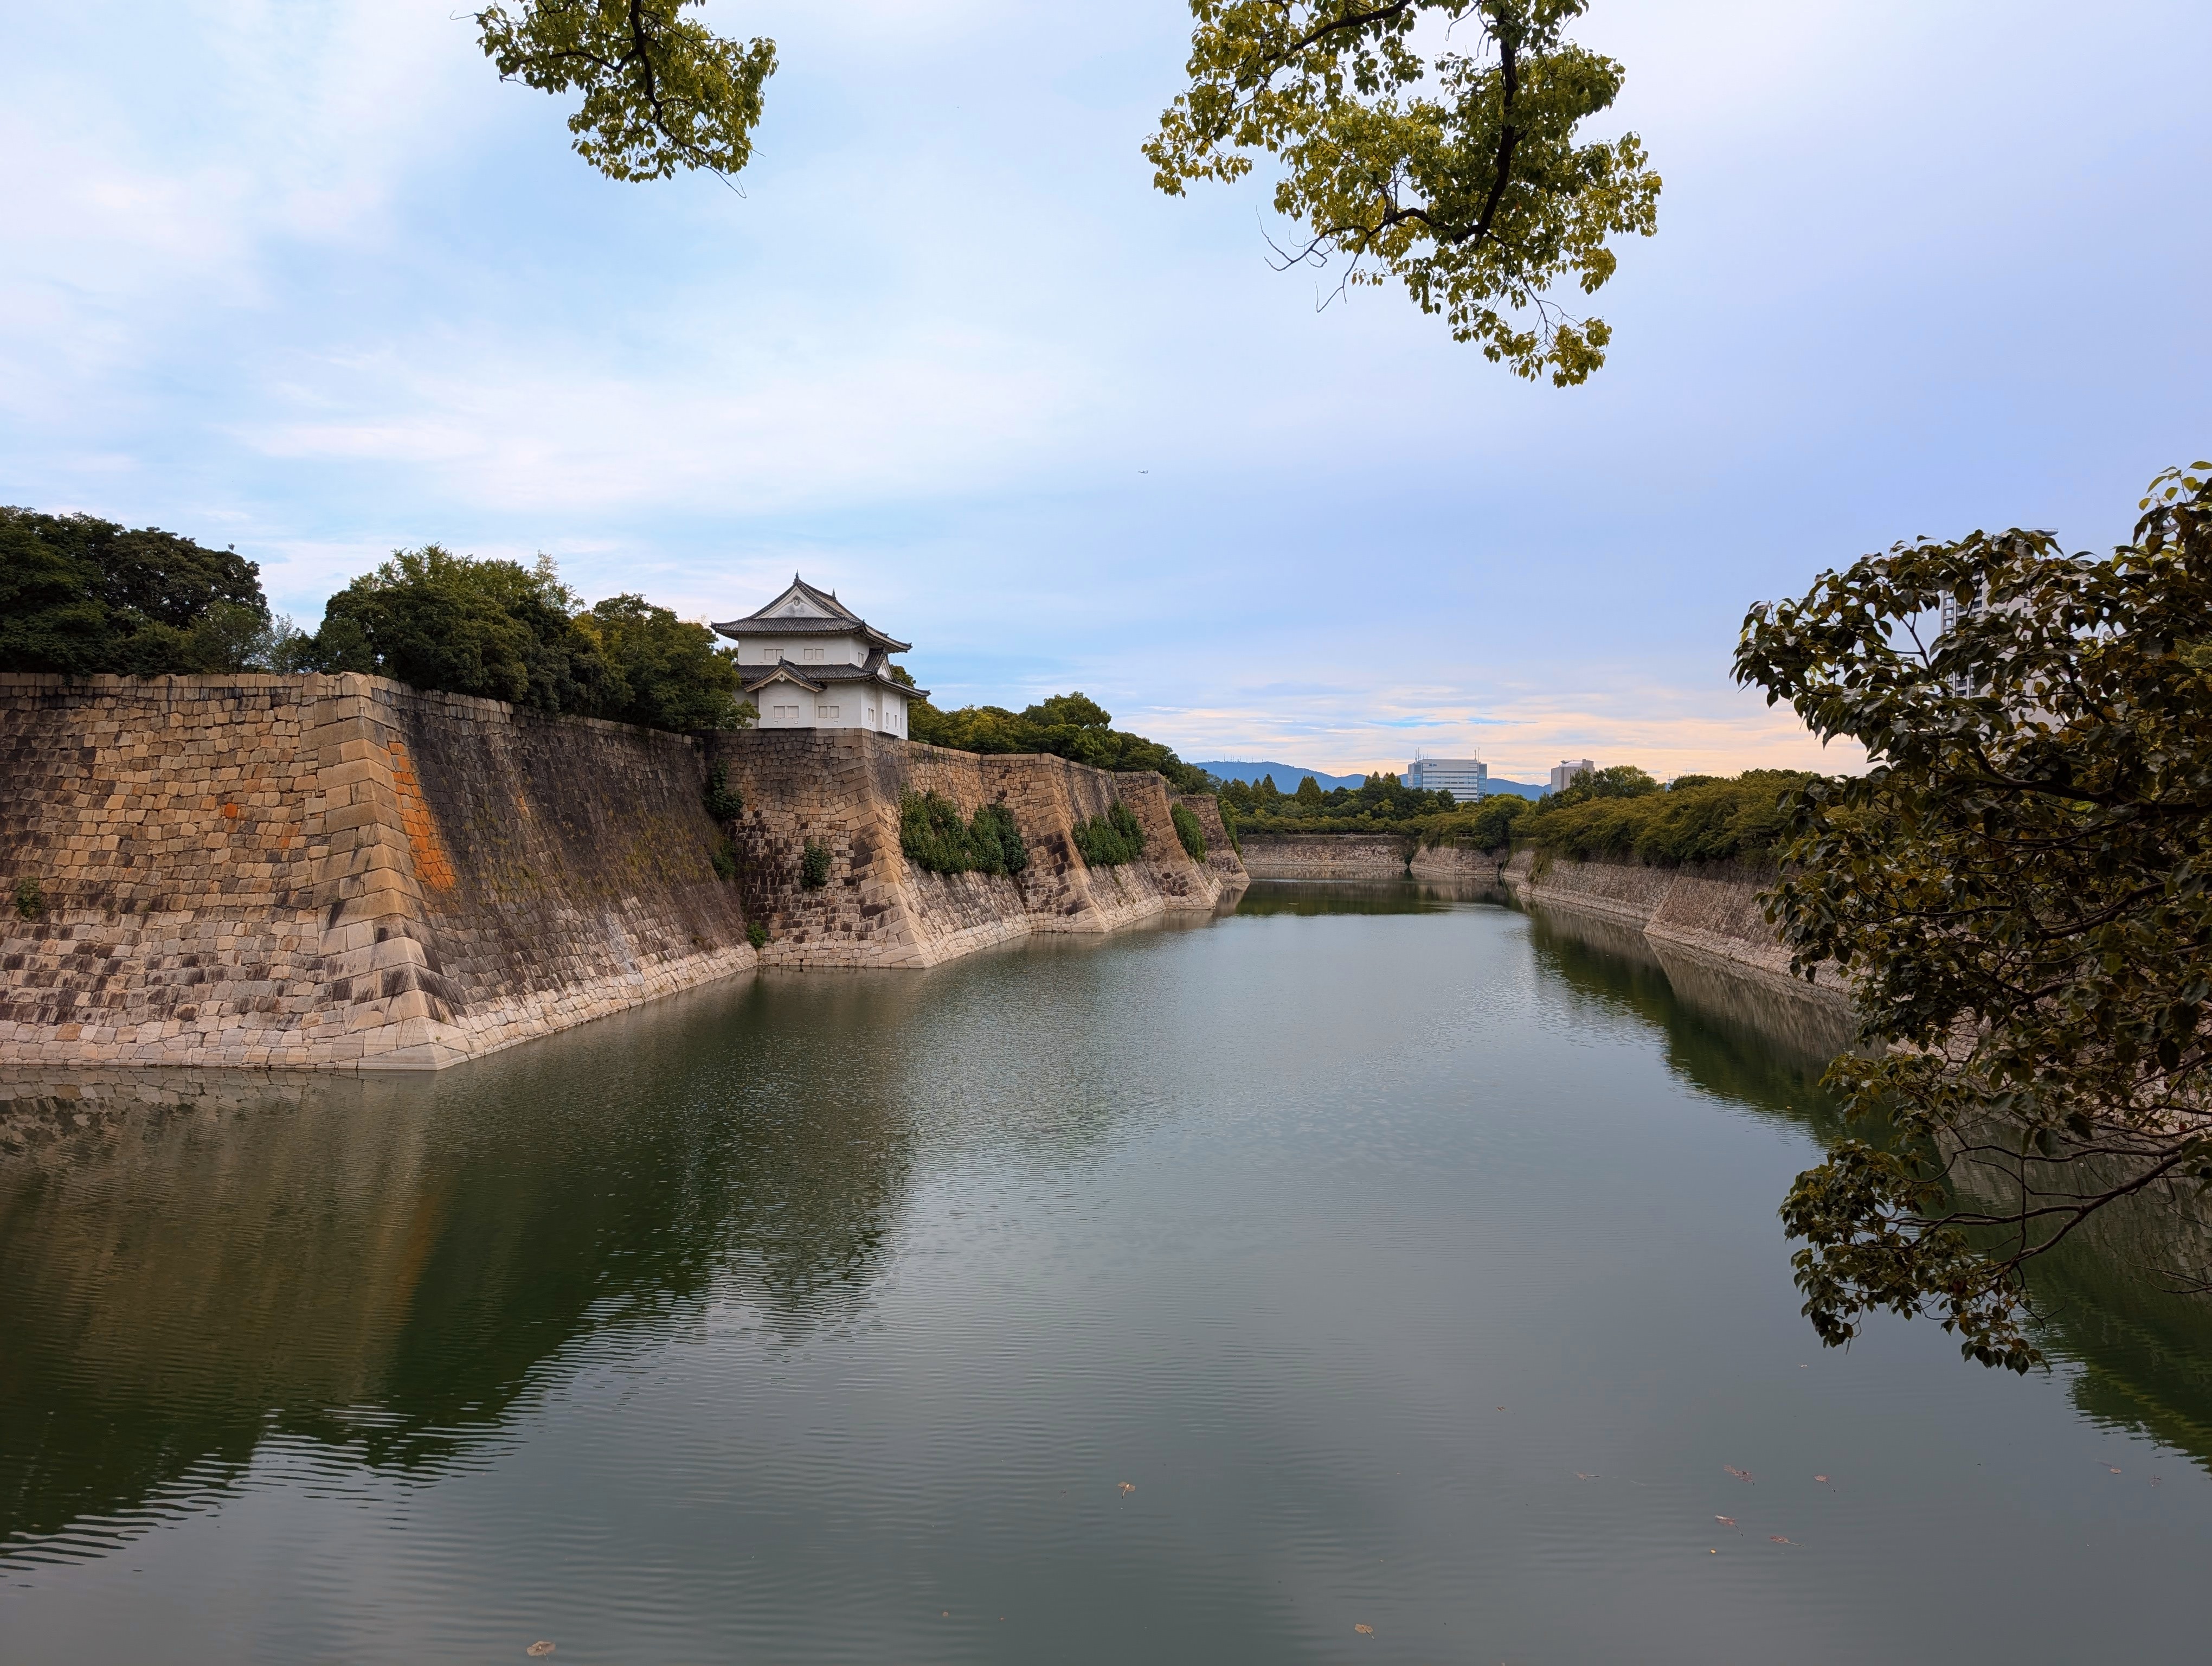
[3,882,2209,1663]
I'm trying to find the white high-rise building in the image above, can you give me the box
[1405,755,1488,803]
[1549,759,1596,794]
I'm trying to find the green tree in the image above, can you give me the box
[1295,774,1326,808]
[311,546,612,713]
[0,508,294,676]
[1146,0,1660,381]
[1733,462,2212,1370]
[576,593,752,731]
[474,0,776,183]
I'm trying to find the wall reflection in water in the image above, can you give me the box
[0,976,918,1559]
[1525,896,2212,1472]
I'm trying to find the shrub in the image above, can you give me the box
[1171,802,1206,860]
[14,876,46,919]
[709,838,737,882]
[703,761,743,824]
[1072,800,1146,867]
[899,791,1029,876]
[746,920,768,950]
[801,837,832,888]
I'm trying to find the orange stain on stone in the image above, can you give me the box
[388,740,457,892]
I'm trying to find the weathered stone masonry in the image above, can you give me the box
[1,673,755,1069]
[706,729,1246,967]
[1,677,1251,1066]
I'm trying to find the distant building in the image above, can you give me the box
[1549,758,1596,794]
[711,576,925,735]
[1405,755,1487,803]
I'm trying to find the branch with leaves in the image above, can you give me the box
[475,0,775,183]
[1146,0,1659,382]
[1734,462,2212,1370]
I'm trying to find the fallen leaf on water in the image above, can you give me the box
[1118,1482,1135,1495]
[1354,1624,1374,1636]
[1574,1472,1598,1481]
[1814,1475,1830,1484]
[2152,1476,2163,1486]
[2104,1465,2122,1475]
[1769,1536,1798,1546]
[526,1646,555,1659]
[1724,1465,1755,1483]
[1714,1516,1738,1530]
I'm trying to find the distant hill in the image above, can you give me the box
[1192,761,1369,792]
[1194,760,1547,800]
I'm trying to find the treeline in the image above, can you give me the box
[909,690,1212,794]
[1422,765,1812,866]
[2,511,750,732]
[1218,769,1457,831]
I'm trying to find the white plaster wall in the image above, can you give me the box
[742,634,863,666]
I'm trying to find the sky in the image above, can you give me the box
[4,0,2208,781]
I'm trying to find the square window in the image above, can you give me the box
[818,704,838,721]
[802,646,824,663]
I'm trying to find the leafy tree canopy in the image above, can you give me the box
[1734,462,2212,1370]
[475,0,775,182]
[1220,767,1457,828]
[308,546,751,732]
[910,690,1213,793]
[0,508,292,677]
[1146,0,1660,381]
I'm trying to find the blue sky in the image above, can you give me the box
[4,0,2208,780]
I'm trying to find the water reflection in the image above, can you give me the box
[1233,877,1501,917]
[0,979,916,1560]
[1524,893,2212,1472]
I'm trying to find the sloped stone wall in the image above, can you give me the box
[705,730,1247,968]
[1,677,1252,1064]
[0,674,754,1069]
[1500,849,1850,1001]
[1237,832,1412,877]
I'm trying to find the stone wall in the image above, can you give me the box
[1238,832,1413,877]
[704,729,1246,967]
[0,673,754,1069]
[1,677,1253,1065]
[1174,793,1249,887]
[1500,848,1850,1002]
[1409,841,1507,883]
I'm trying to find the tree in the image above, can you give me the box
[1296,774,1326,808]
[1146,0,1660,382]
[0,508,295,676]
[1733,462,2212,1370]
[474,0,776,183]
[575,593,752,731]
[312,546,612,713]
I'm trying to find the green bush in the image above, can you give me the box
[703,761,743,824]
[1171,802,1206,860]
[14,876,46,920]
[1072,800,1146,867]
[746,920,768,950]
[898,791,1029,877]
[709,838,737,882]
[801,837,833,888]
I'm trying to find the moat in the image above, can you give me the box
[4,881,2210,1663]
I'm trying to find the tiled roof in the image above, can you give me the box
[712,573,912,653]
